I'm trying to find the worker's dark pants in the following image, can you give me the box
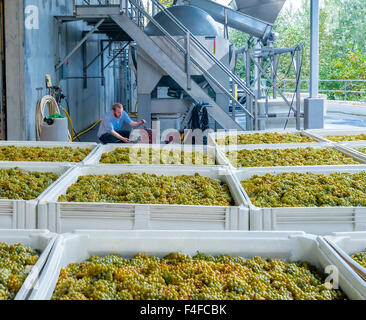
[99,130,131,144]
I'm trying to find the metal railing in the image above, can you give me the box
[131,0,257,121]
[73,0,121,5]
[282,79,366,102]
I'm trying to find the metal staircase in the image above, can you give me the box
[67,0,259,130]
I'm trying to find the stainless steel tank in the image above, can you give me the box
[145,5,220,36]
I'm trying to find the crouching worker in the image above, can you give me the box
[98,103,147,144]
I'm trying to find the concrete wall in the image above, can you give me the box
[5,0,25,140]
[7,0,116,140]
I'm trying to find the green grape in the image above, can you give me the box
[58,172,234,207]
[241,171,366,208]
[100,148,215,165]
[351,251,366,269]
[227,147,359,168]
[0,242,40,300]
[0,146,91,162]
[216,132,315,146]
[0,168,59,200]
[52,253,346,301]
[327,134,366,142]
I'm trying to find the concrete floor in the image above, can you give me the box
[325,103,366,129]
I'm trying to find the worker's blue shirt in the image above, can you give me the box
[98,111,133,138]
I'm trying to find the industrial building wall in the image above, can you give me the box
[10,0,115,141]
[59,22,116,139]
[5,0,25,141]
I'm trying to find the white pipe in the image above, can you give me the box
[310,0,319,98]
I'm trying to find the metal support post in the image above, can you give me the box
[233,84,237,120]
[295,49,301,130]
[83,40,87,89]
[310,0,319,98]
[344,80,347,101]
[54,18,61,83]
[305,0,324,129]
[254,40,261,98]
[224,8,229,39]
[152,0,156,16]
[272,55,280,99]
[101,41,105,86]
[245,48,253,131]
[186,32,191,91]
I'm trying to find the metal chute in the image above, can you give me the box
[230,0,286,24]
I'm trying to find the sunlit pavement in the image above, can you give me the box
[326,103,366,129]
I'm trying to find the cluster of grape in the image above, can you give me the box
[58,173,234,206]
[0,146,92,162]
[241,171,366,208]
[100,148,215,165]
[51,253,346,300]
[0,243,40,300]
[216,132,315,146]
[0,168,59,200]
[226,147,359,168]
[327,134,366,142]
[351,251,366,269]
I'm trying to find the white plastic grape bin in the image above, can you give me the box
[216,142,366,170]
[0,163,72,230]
[0,141,99,166]
[29,230,365,300]
[37,165,248,233]
[320,233,366,298]
[0,229,56,300]
[83,143,225,167]
[208,129,322,148]
[305,129,366,145]
[232,166,366,235]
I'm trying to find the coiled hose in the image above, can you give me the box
[36,95,72,141]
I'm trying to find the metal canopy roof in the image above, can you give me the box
[231,0,286,24]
